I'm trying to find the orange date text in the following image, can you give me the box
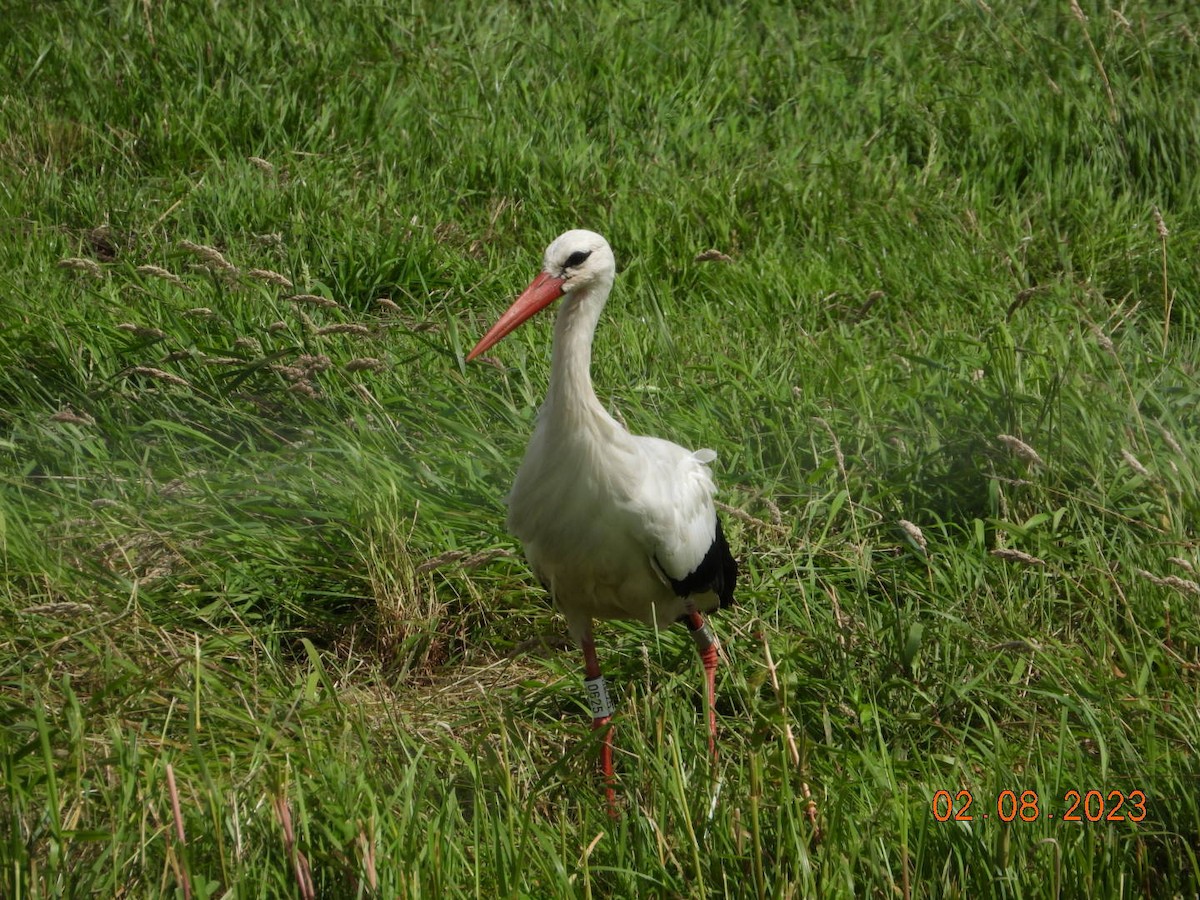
[931,789,1146,823]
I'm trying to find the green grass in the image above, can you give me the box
[2,0,1199,895]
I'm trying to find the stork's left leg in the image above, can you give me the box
[580,631,618,814]
[686,612,720,760]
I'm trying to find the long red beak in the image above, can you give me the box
[466,271,566,361]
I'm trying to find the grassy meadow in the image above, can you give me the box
[3,0,1199,895]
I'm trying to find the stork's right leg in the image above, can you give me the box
[581,631,617,814]
[686,612,720,762]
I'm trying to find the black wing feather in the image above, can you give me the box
[659,516,737,609]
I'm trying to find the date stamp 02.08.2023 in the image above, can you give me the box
[932,790,1147,823]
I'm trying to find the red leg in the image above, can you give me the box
[581,632,617,815]
[687,612,720,761]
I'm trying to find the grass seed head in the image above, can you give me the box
[247,155,274,173]
[267,320,288,333]
[1137,569,1200,596]
[179,239,238,274]
[345,357,385,373]
[183,307,216,318]
[402,316,437,333]
[287,381,320,398]
[248,268,293,289]
[136,264,184,285]
[234,337,262,353]
[898,519,928,553]
[1153,207,1169,239]
[117,323,168,340]
[415,548,517,574]
[990,548,1047,566]
[375,297,401,312]
[316,323,372,337]
[764,497,783,525]
[296,354,332,373]
[128,366,190,387]
[1159,427,1183,455]
[287,293,339,308]
[1121,449,1150,477]
[252,232,284,249]
[695,249,734,263]
[998,434,1045,467]
[50,408,95,425]
[272,364,308,381]
[57,257,103,277]
[1089,324,1115,354]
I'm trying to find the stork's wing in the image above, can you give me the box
[620,437,737,607]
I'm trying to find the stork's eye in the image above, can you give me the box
[563,250,592,268]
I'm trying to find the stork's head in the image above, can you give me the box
[466,230,615,361]
[542,229,615,294]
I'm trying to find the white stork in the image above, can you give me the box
[467,230,737,806]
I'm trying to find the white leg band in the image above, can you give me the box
[584,675,615,719]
